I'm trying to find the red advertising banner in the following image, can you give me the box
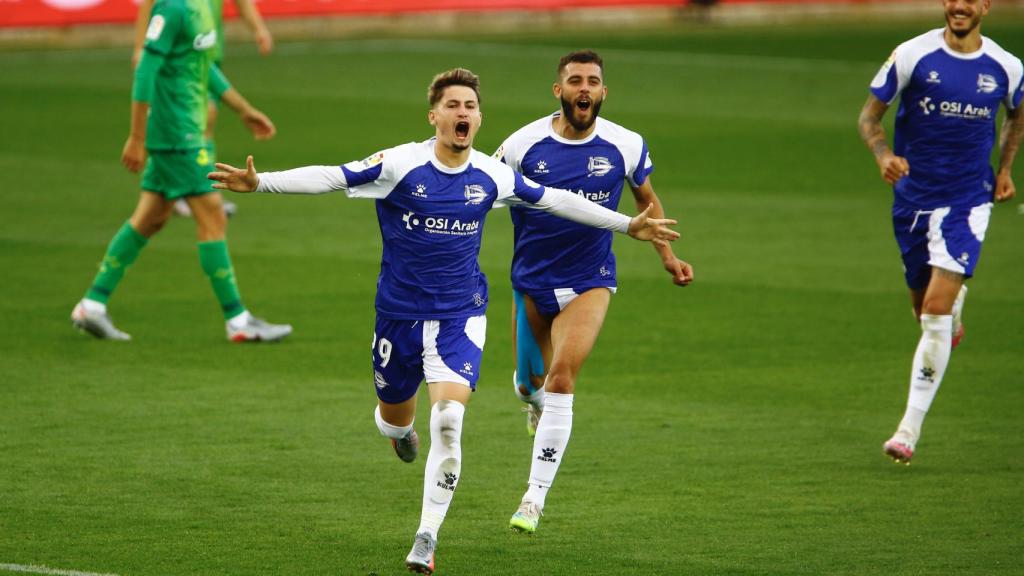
[0,0,702,28]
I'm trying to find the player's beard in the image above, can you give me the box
[946,11,981,38]
[560,95,603,132]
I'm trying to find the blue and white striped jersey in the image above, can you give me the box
[870,29,1023,209]
[497,113,653,291]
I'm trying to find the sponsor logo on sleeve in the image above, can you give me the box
[145,14,165,41]
[361,152,384,168]
[492,145,504,160]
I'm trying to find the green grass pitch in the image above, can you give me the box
[1,16,1022,576]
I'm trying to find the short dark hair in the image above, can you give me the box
[427,68,481,107]
[557,50,604,79]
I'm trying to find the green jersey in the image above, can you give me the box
[134,0,222,150]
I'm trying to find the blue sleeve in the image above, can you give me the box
[511,171,544,204]
[341,152,386,187]
[871,64,899,104]
[632,140,654,186]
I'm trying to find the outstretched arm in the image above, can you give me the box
[858,94,909,185]
[209,157,348,194]
[528,186,679,242]
[995,105,1024,202]
[631,179,693,286]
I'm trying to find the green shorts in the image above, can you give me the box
[141,147,215,200]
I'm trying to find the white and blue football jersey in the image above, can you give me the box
[870,29,1023,209]
[339,139,545,320]
[497,113,653,291]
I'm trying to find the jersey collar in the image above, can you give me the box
[547,112,601,145]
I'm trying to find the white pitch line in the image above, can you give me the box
[0,564,119,576]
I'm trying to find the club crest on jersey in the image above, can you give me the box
[464,184,488,205]
[587,156,614,177]
[193,30,217,51]
[976,74,998,94]
[926,70,941,84]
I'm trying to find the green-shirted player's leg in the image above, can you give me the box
[188,188,291,343]
[85,221,148,304]
[72,190,174,340]
[197,239,244,320]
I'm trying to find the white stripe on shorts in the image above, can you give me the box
[421,319,471,386]
[926,207,964,275]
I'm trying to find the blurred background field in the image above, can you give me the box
[1,3,1022,575]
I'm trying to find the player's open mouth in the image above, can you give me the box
[576,98,591,111]
[455,121,470,138]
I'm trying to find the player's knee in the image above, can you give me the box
[544,370,575,394]
[433,399,465,448]
[920,296,953,316]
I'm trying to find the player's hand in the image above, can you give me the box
[628,204,680,242]
[121,136,146,173]
[242,108,276,140]
[255,27,274,55]
[994,169,1016,202]
[209,155,259,193]
[878,152,910,185]
[661,254,693,286]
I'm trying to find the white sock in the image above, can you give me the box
[81,298,106,315]
[417,399,465,540]
[523,392,573,509]
[513,374,545,411]
[898,314,952,440]
[374,405,413,440]
[226,310,252,330]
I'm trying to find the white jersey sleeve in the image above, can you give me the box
[255,165,347,194]
[870,29,943,105]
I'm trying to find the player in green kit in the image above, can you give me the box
[71,0,290,342]
[133,0,273,218]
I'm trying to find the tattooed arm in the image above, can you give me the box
[995,105,1024,202]
[858,94,910,185]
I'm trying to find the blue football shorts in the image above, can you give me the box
[892,201,992,290]
[371,315,486,404]
[512,286,615,392]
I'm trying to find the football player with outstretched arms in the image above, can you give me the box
[208,68,680,574]
[495,50,693,535]
[857,0,1023,465]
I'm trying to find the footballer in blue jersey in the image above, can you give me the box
[496,50,693,535]
[858,0,1024,465]
[208,68,679,573]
